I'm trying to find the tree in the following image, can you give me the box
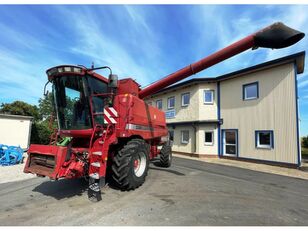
[30,122,53,145]
[302,136,308,148]
[38,92,55,121]
[0,101,41,121]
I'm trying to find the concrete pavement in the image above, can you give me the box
[0,157,308,225]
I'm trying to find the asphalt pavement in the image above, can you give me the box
[0,157,308,226]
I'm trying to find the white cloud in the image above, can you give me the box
[0,45,66,104]
[0,22,43,50]
[1,5,307,105]
[55,6,165,87]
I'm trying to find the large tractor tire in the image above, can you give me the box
[159,144,172,168]
[111,139,150,190]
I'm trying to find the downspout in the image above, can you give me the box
[294,63,301,167]
[217,81,221,157]
[192,123,197,153]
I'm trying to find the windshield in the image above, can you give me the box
[53,75,91,130]
[53,75,109,130]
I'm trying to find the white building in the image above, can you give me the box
[0,114,33,150]
[146,52,305,167]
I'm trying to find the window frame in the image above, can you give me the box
[156,99,163,110]
[203,90,214,105]
[181,92,190,107]
[168,130,174,142]
[255,130,274,149]
[204,131,214,146]
[243,82,259,101]
[181,130,189,144]
[167,96,175,109]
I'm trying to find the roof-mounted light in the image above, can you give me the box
[46,65,83,77]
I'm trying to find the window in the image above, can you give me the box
[181,93,190,107]
[87,77,108,125]
[204,90,214,104]
[54,75,91,130]
[243,82,259,100]
[156,99,163,110]
[204,131,214,145]
[181,130,189,144]
[255,131,274,149]
[168,96,175,109]
[168,130,174,142]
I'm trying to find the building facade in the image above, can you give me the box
[145,52,305,166]
[0,114,33,150]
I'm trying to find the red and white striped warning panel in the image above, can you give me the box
[103,107,118,124]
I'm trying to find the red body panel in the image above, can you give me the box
[59,129,94,138]
[114,94,167,140]
[117,78,140,96]
[24,144,67,179]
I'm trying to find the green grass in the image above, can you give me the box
[302,147,308,159]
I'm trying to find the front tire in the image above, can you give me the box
[111,139,150,190]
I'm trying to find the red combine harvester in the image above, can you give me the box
[24,22,304,201]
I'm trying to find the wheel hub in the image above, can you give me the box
[133,152,146,177]
[134,159,140,170]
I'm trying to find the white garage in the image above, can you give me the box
[0,114,33,150]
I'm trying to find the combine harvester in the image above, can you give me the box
[24,22,304,201]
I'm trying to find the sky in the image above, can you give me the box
[0,4,308,135]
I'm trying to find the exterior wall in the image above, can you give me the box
[146,82,218,122]
[147,82,219,156]
[0,115,32,149]
[168,125,196,154]
[167,124,218,155]
[220,63,298,164]
[147,84,200,123]
[197,82,218,120]
[197,124,218,155]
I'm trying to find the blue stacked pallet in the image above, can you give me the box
[0,144,23,166]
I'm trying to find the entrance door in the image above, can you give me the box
[223,130,238,156]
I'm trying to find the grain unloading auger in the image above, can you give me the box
[24,22,304,201]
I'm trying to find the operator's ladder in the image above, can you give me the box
[87,125,110,201]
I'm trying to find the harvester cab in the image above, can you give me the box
[24,22,304,202]
[49,65,111,131]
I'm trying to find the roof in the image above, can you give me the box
[150,51,305,97]
[0,114,33,120]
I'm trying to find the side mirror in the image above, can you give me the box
[108,74,118,88]
[44,80,51,96]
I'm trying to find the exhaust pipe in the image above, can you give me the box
[139,22,305,99]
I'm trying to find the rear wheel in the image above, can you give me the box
[111,139,150,190]
[159,144,172,167]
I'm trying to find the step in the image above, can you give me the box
[89,173,99,180]
[91,162,101,168]
[92,151,102,156]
